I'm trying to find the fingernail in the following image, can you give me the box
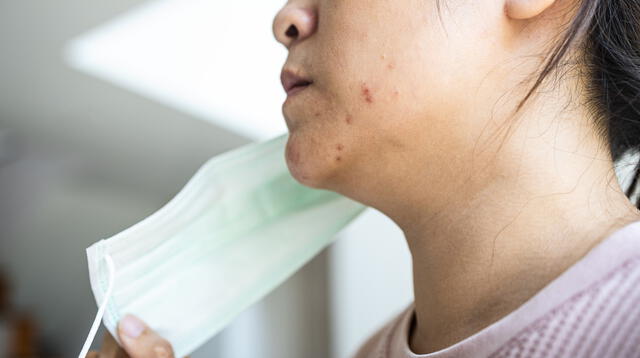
[120,314,145,339]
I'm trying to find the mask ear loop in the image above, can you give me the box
[78,254,116,358]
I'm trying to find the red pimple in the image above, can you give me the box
[345,115,353,124]
[388,62,395,70]
[361,83,374,104]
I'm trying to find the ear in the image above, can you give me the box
[505,0,557,20]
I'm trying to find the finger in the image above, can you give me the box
[117,314,175,358]
[100,331,130,358]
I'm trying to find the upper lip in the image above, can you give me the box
[280,68,313,95]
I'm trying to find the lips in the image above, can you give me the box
[280,69,313,96]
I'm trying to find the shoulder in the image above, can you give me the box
[351,303,413,358]
[492,254,640,357]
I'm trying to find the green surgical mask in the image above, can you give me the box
[77,133,367,358]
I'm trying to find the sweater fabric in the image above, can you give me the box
[353,220,640,358]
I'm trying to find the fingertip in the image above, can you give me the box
[118,314,146,340]
[116,315,175,358]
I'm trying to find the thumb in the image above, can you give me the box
[117,314,175,358]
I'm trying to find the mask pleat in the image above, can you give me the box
[83,133,367,357]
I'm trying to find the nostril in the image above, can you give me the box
[285,25,299,38]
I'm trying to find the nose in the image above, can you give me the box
[272,3,317,49]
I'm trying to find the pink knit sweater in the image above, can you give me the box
[353,220,640,358]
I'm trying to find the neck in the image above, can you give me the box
[383,113,640,353]
[407,177,638,353]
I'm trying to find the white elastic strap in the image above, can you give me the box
[78,255,116,358]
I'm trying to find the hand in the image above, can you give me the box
[85,314,182,358]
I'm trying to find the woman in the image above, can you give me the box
[88,0,640,356]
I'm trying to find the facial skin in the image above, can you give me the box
[273,0,579,217]
[274,0,640,354]
[276,0,485,199]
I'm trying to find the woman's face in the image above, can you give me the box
[272,0,545,206]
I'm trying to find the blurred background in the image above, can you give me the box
[0,1,414,357]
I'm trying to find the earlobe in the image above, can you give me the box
[505,0,557,20]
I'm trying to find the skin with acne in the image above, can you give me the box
[279,0,447,192]
[84,0,640,357]
[361,83,374,104]
[274,0,640,355]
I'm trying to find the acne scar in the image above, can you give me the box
[336,144,344,151]
[314,111,321,117]
[336,156,342,161]
[361,83,374,104]
[345,115,353,124]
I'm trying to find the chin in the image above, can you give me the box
[284,134,334,189]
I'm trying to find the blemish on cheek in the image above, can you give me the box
[314,111,321,117]
[345,115,353,124]
[336,144,344,151]
[335,156,342,162]
[387,62,395,70]
[361,83,374,104]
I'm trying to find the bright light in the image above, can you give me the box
[65,0,289,140]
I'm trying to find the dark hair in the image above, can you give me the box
[514,0,640,208]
